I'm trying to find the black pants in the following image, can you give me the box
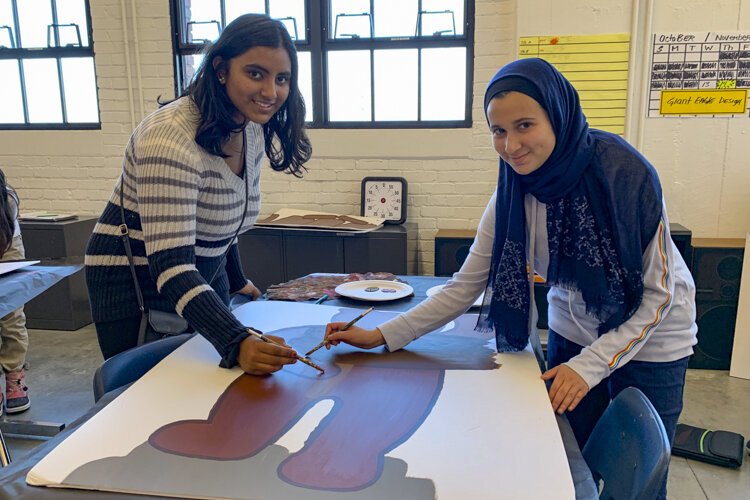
[547,329,689,500]
[94,315,173,360]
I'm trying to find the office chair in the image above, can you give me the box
[581,387,671,500]
[92,334,193,402]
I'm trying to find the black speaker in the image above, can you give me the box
[670,223,693,271]
[689,242,745,369]
[434,230,475,277]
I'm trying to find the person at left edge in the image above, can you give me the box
[0,169,32,415]
[85,14,312,376]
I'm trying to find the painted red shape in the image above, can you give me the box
[278,366,443,490]
[149,313,496,491]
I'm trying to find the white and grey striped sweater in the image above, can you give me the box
[85,97,264,366]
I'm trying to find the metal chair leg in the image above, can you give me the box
[0,429,11,466]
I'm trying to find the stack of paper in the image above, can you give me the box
[255,208,383,233]
[19,212,77,222]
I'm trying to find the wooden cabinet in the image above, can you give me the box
[17,218,405,326]
[19,216,97,330]
[238,225,407,291]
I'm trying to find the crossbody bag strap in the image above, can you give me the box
[119,177,145,315]
[119,178,150,346]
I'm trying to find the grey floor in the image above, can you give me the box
[2,325,750,499]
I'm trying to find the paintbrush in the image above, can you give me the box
[313,294,329,305]
[304,306,375,357]
[246,328,325,374]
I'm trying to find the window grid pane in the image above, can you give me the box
[184,0,221,43]
[374,49,418,121]
[270,0,306,42]
[225,0,265,25]
[0,0,15,48]
[17,0,53,48]
[297,51,313,122]
[0,0,98,128]
[61,57,99,122]
[181,53,205,91]
[420,47,466,121]
[23,58,63,123]
[421,0,464,36]
[54,0,90,47]
[171,0,473,128]
[327,50,372,121]
[0,60,25,123]
[330,0,370,39]
[373,0,418,38]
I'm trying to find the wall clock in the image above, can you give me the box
[360,177,408,224]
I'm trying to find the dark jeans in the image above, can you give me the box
[547,329,689,500]
[94,315,174,360]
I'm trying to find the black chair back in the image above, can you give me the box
[582,387,671,499]
[92,334,193,402]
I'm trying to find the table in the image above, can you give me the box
[0,265,82,457]
[0,388,159,499]
[0,275,596,499]
[238,275,595,497]
[0,265,81,318]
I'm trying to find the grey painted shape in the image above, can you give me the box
[63,443,436,500]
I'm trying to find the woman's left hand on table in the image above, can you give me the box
[237,280,261,300]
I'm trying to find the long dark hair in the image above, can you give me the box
[183,13,311,177]
[0,169,18,258]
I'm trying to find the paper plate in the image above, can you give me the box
[335,280,414,302]
[426,284,485,307]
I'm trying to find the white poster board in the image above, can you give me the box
[0,260,39,276]
[27,301,574,499]
[730,233,750,380]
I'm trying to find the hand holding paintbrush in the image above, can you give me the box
[307,306,385,355]
[246,328,325,374]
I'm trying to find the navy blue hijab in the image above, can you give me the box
[477,58,663,352]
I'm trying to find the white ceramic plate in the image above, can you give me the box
[335,280,414,302]
[426,284,485,307]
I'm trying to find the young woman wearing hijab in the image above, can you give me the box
[85,14,312,376]
[324,58,696,499]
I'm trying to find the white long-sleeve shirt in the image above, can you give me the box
[379,190,697,390]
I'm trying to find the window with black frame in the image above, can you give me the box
[0,0,99,129]
[172,0,473,128]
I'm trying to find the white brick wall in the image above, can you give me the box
[4,0,748,280]
[0,0,516,276]
[269,0,515,274]
[0,0,175,221]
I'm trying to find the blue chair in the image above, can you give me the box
[581,387,671,500]
[92,334,193,402]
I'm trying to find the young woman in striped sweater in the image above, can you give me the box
[85,14,311,375]
[325,58,697,499]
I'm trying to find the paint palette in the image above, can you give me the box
[426,284,485,307]
[335,280,414,301]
